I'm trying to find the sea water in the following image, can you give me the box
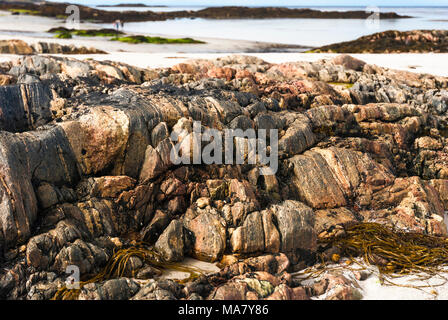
[94,6,448,46]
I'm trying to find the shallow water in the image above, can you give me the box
[95,6,448,46]
[159,257,220,282]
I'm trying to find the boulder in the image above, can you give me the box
[184,211,227,262]
[154,220,185,262]
[331,54,366,71]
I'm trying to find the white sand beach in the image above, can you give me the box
[1,11,448,76]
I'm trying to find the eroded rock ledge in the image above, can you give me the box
[0,39,107,55]
[0,53,447,300]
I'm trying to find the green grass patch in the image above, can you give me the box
[112,35,205,44]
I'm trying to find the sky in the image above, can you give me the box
[49,0,448,7]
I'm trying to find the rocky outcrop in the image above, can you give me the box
[0,53,447,300]
[311,30,448,53]
[0,40,34,55]
[0,39,106,55]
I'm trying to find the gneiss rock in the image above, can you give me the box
[0,53,447,300]
[0,82,55,132]
[0,39,106,55]
[154,220,185,262]
[78,278,140,300]
[312,30,448,53]
[184,211,227,262]
[0,40,33,54]
[331,54,366,71]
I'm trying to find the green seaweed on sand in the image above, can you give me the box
[54,32,72,39]
[52,244,204,300]
[8,9,40,15]
[47,28,204,44]
[48,28,125,38]
[72,29,124,37]
[111,35,205,44]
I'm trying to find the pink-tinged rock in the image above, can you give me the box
[207,67,236,81]
[243,255,277,273]
[278,114,317,158]
[160,177,186,198]
[265,284,309,300]
[59,106,130,175]
[246,291,259,300]
[290,147,393,209]
[171,63,197,74]
[274,253,291,274]
[184,212,227,262]
[331,54,366,71]
[139,145,164,182]
[235,69,255,81]
[228,179,258,205]
[210,281,248,300]
[369,176,447,235]
[166,196,186,215]
[253,271,281,287]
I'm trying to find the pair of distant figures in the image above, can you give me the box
[113,20,124,31]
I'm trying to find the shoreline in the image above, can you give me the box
[0,2,412,23]
[0,11,311,54]
[1,12,448,77]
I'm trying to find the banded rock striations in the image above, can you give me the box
[0,53,447,300]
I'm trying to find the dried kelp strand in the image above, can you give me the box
[52,243,203,300]
[322,223,448,275]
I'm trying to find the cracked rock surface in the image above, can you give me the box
[0,53,447,300]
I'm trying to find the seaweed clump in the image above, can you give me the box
[112,35,205,44]
[322,223,448,275]
[52,244,204,300]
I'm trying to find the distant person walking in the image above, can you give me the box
[113,19,122,38]
[113,20,121,32]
